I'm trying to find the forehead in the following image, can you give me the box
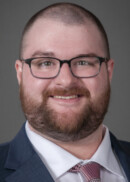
[22,18,106,58]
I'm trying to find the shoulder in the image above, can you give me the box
[0,142,10,160]
[110,132,130,155]
[0,142,12,180]
[117,140,130,153]
[0,142,10,167]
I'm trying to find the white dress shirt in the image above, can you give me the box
[25,122,128,182]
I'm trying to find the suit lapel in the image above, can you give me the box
[5,153,54,182]
[4,124,54,182]
[110,133,130,181]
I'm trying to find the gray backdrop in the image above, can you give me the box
[0,0,130,143]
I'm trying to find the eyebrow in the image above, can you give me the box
[31,51,101,59]
[31,51,55,57]
[76,53,100,57]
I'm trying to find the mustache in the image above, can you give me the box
[42,86,90,98]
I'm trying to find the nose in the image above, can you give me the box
[54,63,78,87]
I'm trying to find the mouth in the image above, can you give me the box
[46,87,90,102]
[44,88,89,108]
[50,94,83,100]
[49,95,84,106]
[52,95,81,99]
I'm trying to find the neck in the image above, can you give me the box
[29,124,105,160]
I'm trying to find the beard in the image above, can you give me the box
[20,83,110,142]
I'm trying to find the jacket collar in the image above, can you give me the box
[5,123,54,182]
[110,132,130,181]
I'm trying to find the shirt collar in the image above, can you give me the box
[25,122,124,180]
[89,126,124,178]
[25,122,81,179]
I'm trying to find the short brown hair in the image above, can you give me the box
[20,2,110,58]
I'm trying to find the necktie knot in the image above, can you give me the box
[69,162,101,182]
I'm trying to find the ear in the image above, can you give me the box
[15,60,23,85]
[107,59,114,82]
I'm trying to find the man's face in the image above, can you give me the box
[16,19,114,141]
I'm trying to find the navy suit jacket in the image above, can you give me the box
[0,124,130,182]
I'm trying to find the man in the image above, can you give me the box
[0,2,129,182]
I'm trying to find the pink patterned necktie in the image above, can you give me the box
[69,162,101,182]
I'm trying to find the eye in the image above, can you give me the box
[39,60,53,67]
[77,60,89,66]
[73,60,90,67]
[72,57,99,68]
[32,58,56,68]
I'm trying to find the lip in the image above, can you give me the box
[49,95,84,105]
[53,95,78,99]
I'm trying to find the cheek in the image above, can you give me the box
[22,65,51,100]
[83,71,109,99]
[83,79,99,98]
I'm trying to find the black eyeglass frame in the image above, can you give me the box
[20,55,109,79]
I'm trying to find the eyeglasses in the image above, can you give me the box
[21,55,109,79]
